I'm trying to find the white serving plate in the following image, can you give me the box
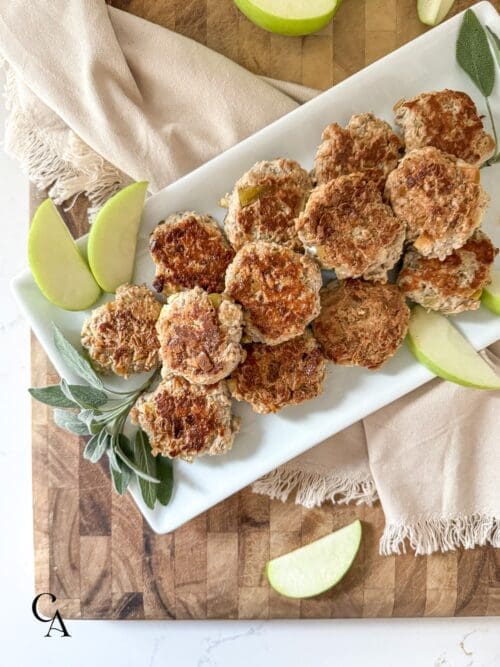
[12,2,500,533]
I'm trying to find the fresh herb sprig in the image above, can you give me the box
[29,324,173,509]
[456,10,500,166]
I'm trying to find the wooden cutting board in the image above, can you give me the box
[31,0,500,620]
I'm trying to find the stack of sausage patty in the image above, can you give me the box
[80,89,497,462]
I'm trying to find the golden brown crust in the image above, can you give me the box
[130,376,239,462]
[149,212,234,295]
[224,159,312,252]
[314,113,403,187]
[394,90,496,167]
[156,287,243,385]
[398,230,497,315]
[81,284,162,378]
[224,241,322,345]
[296,173,405,282]
[229,333,326,414]
[385,147,489,260]
[313,279,410,369]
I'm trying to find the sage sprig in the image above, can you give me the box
[456,10,499,165]
[29,324,174,508]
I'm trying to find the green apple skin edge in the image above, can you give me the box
[28,198,101,311]
[417,0,455,26]
[87,181,148,294]
[482,270,500,315]
[266,519,362,599]
[407,306,500,390]
[234,0,341,37]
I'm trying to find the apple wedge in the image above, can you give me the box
[266,519,362,598]
[28,199,101,311]
[482,270,500,315]
[417,0,455,26]
[88,181,148,293]
[407,306,500,389]
[234,0,341,37]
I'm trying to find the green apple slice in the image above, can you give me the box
[407,306,500,389]
[482,270,500,315]
[234,0,341,37]
[266,519,362,599]
[417,0,455,26]
[88,181,148,293]
[28,199,101,311]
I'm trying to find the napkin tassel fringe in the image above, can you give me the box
[380,514,500,556]
[252,466,378,508]
[1,61,127,218]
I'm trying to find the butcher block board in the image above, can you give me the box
[31,0,500,619]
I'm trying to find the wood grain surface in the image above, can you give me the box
[31,0,500,620]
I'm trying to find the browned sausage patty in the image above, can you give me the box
[314,113,403,187]
[149,212,234,295]
[297,173,405,282]
[398,230,497,315]
[81,283,162,378]
[229,333,326,414]
[225,241,322,345]
[131,375,239,462]
[385,147,489,260]
[224,159,312,252]
[313,279,410,369]
[157,287,243,385]
[394,89,495,167]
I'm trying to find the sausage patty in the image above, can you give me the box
[297,173,405,282]
[156,287,243,385]
[398,230,497,314]
[313,279,410,369]
[225,241,322,345]
[229,333,326,413]
[149,212,234,295]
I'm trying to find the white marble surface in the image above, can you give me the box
[1,91,500,667]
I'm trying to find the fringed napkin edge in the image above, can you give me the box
[253,464,378,509]
[1,58,129,219]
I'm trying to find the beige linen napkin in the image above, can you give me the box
[2,0,499,555]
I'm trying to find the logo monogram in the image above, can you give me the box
[32,593,71,637]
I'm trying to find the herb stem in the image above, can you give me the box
[103,368,160,398]
[485,96,499,164]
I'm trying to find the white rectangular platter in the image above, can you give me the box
[12,2,500,533]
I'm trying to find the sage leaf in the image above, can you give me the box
[117,433,134,458]
[456,10,495,97]
[77,408,104,435]
[83,430,109,463]
[156,455,174,506]
[109,434,133,472]
[53,409,90,436]
[107,440,123,473]
[114,440,160,484]
[52,324,104,390]
[107,451,131,495]
[28,385,76,408]
[486,26,500,66]
[134,429,158,509]
[60,380,108,409]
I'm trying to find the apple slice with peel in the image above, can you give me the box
[482,270,500,315]
[266,520,362,598]
[234,0,341,37]
[28,199,101,311]
[407,306,500,389]
[417,0,455,26]
[88,181,148,293]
